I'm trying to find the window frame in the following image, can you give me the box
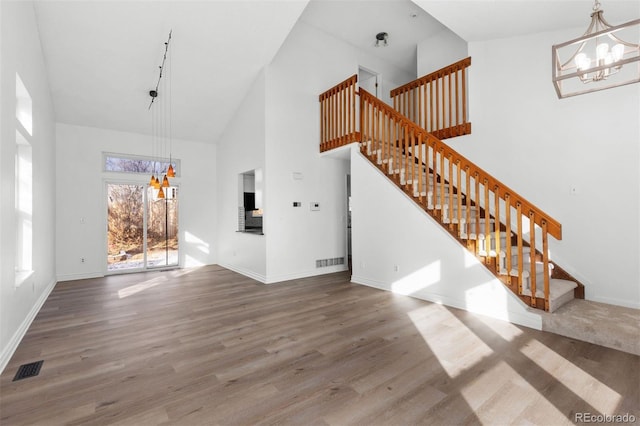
[103,152,181,177]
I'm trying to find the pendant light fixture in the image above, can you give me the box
[552,1,639,98]
[148,31,176,198]
[375,32,388,47]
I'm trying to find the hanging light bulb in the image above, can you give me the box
[596,42,610,63]
[157,186,165,199]
[154,177,161,189]
[612,43,625,62]
[167,164,175,178]
[149,174,156,186]
[162,175,170,188]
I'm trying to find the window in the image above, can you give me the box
[104,153,180,176]
[15,73,33,285]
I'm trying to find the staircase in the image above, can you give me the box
[319,60,584,313]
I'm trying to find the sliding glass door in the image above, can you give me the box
[146,186,178,268]
[106,182,178,272]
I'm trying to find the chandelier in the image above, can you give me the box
[149,31,176,199]
[552,1,640,98]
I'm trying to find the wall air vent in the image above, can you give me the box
[315,257,345,268]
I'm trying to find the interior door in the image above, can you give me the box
[359,67,379,98]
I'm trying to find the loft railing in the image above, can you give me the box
[390,57,472,140]
[318,71,575,311]
[319,75,360,152]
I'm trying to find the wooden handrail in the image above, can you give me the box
[361,89,561,239]
[391,57,472,95]
[391,57,472,140]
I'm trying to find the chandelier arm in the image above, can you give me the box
[607,32,639,48]
[596,12,614,29]
[581,14,598,38]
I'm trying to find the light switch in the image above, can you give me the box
[310,202,320,211]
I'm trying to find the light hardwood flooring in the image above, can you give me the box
[1,265,638,425]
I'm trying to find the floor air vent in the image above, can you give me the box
[316,257,345,268]
[13,360,44,381]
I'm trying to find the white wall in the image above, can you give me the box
[0,1,57,372]
[445,28,640,308]
[216,70,267,281]
[216,20,414,284]
[263,22,354,282]
[350,146,541,329]
[417,27,468,75]
[56,123,217,281]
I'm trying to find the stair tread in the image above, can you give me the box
[521,278,577,300]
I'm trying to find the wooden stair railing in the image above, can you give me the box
[319,73,584,311]
[319,75,360,152]
[390,57,472,140]
[361,87,578,311]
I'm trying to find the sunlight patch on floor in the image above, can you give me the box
[391,260,440,296]
[408,304,493,377]
[473,313,524,342]
[460,359,566,422]
[184,254,206,268]
[172,265,206,277]
[520,339,622,414]
[118,275,168,298]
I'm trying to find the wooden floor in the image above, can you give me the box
[1,265,638,425]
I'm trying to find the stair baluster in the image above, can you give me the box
[494,186,501,261]
[464,166,471,242]
[456,160,463,230]
[505,194,512,280]
[484,179,491,262]
[529,210,538,308]
[542,220,550,311]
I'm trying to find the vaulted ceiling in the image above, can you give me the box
[34,0,309,143]
[32,0,639,144]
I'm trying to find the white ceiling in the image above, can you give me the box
[300,0,448,75]
[33,0,309,144]
[414,0,640,42]
[32,0,640,144]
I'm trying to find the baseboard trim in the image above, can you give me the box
[0,278,57,374]
[265,266,349,284]
[587,295,640,310]
[57,271,104,282]
[351,275,542,330]
[219,263,349,285]
[217,262,267,283]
